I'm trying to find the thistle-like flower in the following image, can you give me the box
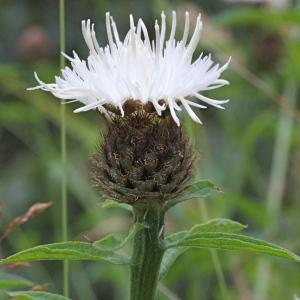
[29,11,230,205]
[90,103,194,204]
[30,11,230,126]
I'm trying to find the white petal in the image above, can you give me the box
[184,14,202,61]
[105,12,114,50]
[182,12,190,46]
[74,100,104,112]
[169,11,177,42]
[168,100,180,126]
[180,97,202,124]
[194,93,229,109]
[29,12,230,125]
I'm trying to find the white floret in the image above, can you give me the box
[29,11,230,126]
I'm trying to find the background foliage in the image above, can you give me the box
[0,0,300,299]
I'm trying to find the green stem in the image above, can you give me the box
[130,205,165,300]
[59,0,68,297]
[254,81,297,300]
[199,200,229,300]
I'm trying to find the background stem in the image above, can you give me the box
[254,81,297,300]
[130,205,165,300]
[59,0,69,297]
[199,200,230,300]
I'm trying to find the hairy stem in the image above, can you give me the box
[130,205,165,300]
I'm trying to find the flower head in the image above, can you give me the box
[30,11,230,125]
[91,109,195,204]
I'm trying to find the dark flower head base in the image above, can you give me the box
[91,101,195,205]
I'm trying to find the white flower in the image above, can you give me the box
[29,11,230,126]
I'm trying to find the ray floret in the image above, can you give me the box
[29,11,230,125]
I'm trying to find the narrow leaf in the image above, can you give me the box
[189,218,247,234]
[94,223,147,251]
[8,291,70,300]
[159,248,186,280]
[0,242,130,265]
[160,219,247,276]
[166,232,300,262]
[102,199,132,213]
[0,273,33,290]
[164,180,218,211]
[165,218,246,244]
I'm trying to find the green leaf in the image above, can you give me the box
[190,218,247,235]
[0,273,33,290]
[0,242,130,265]
[164,180,218,211]
[166,232,300,262]
[159,248,186,280]
[102,199,133,213]
[165,218,246,244]
[8,291,70,300]
[160,219,245,279]
[94,223,147,251]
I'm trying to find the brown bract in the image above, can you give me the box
[0,202,52,242]
[91,102,195,205]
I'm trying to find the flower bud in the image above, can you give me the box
[90,102,195,205]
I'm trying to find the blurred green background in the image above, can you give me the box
[0,0,300,299]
